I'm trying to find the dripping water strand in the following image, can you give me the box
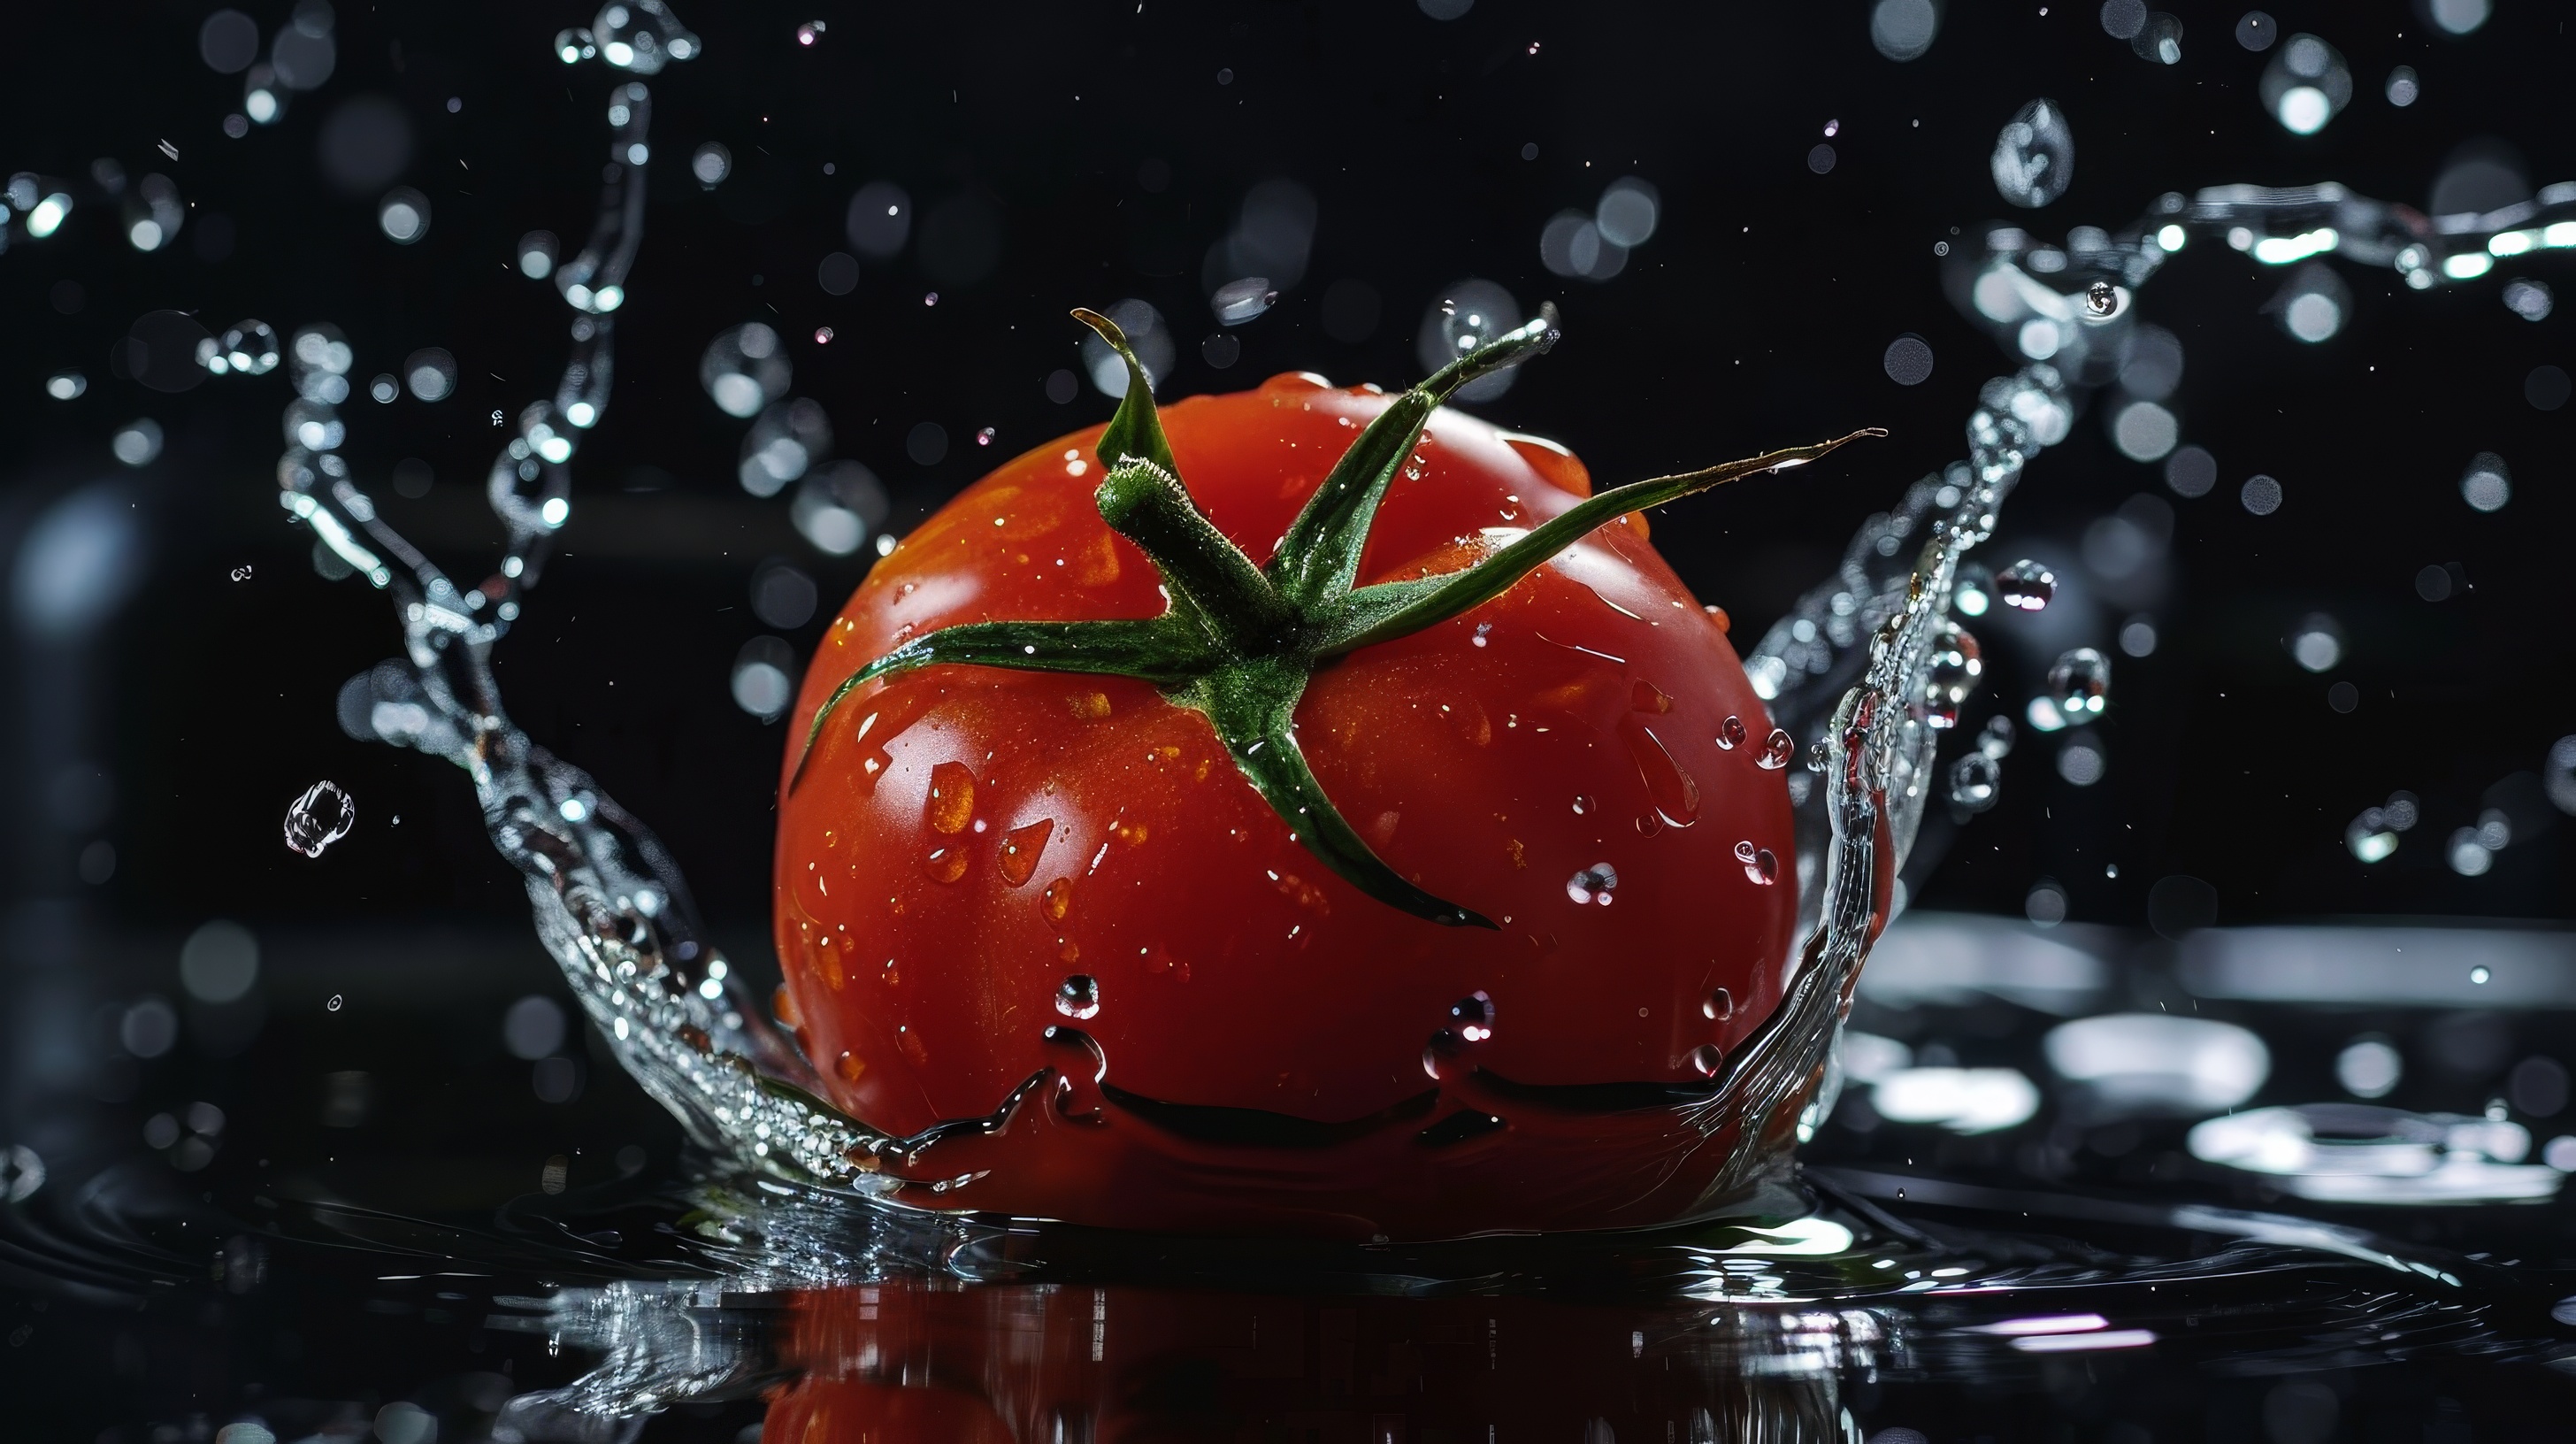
[257,14,886,1182]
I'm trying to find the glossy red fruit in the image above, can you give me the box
[772,314,1862,1238]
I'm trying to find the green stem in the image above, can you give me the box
[794,307,1882,927]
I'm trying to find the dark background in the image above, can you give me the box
[2,0,2571,1007]
[4,2,2574,1434]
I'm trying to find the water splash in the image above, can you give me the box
[222,29,2576,1233]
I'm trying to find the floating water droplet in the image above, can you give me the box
[1996,560,2056,611]
[701,323,791,419]
[1687,1044,1725,1078]
[1703,988,1736,1021]
[2472,966,2493,985]
[1923,624,1982,726]
[1211,276,1278,326]
[2262,33,2350,135]
[2346,810,2398,863]
[1734,841,1781,885]
[2084,280,2117,316]
[282,780,356,857]
[1054,974,1100,1019]
[1979,713,2017,759]
[327,994,343,1012]
[1757,729,1796,770]
[1949,751,2002,812]
[1990,98,2075,209]
[999,818,1054,887]
[2048,648,2112,724]
[1715,715,1746,749]
[924,762,978,834]
[1566,862,1618,905]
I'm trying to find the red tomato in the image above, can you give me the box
[774,317,1864,1237]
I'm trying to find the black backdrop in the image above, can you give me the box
[4,0,2570,948]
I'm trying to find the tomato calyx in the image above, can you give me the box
[794,306,1883,929]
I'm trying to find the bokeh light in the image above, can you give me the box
[1080,299,1173,397]
[700,322,790,419]
[377,187,431,244]
[1869,0,1938,61]
[2261,34,2350,135]
[1991,98,2075,208]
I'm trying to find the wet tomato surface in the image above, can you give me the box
[775,371,1797,1147]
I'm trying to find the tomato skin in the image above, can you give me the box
[774,373,1798,1232]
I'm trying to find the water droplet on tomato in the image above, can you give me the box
[1629,680,1674,713]
[835,1050,866,1082]
[1042,876,1074,921]
[1734,841,1780,885]
[1566,862,1619,904]
[924,846,969,883]
[1621,718,1700,826]
[999,818,1054,886]
[1687,1043,1725,1077]
[1571,795,1595,816]
[1716,715,1747,749]
[1448,991,1495,1041]
[1054,974,1100,1019]
[1703,988,1735,1021]
[1757,728,1796,770]
[1997,559,2056,611]
[924,761,978,833]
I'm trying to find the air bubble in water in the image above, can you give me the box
[1055,974,1100,1019]
[1990,98,2074,209]
[1996,559,2055,611]
[283,780,356,857]
[2048,648,2111,724]
[1566,863,1618,905]
[1734,841,1781,886]
[1211,276,1277,326]
[1757,728,1796,769]
[1950,751,2002,811]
